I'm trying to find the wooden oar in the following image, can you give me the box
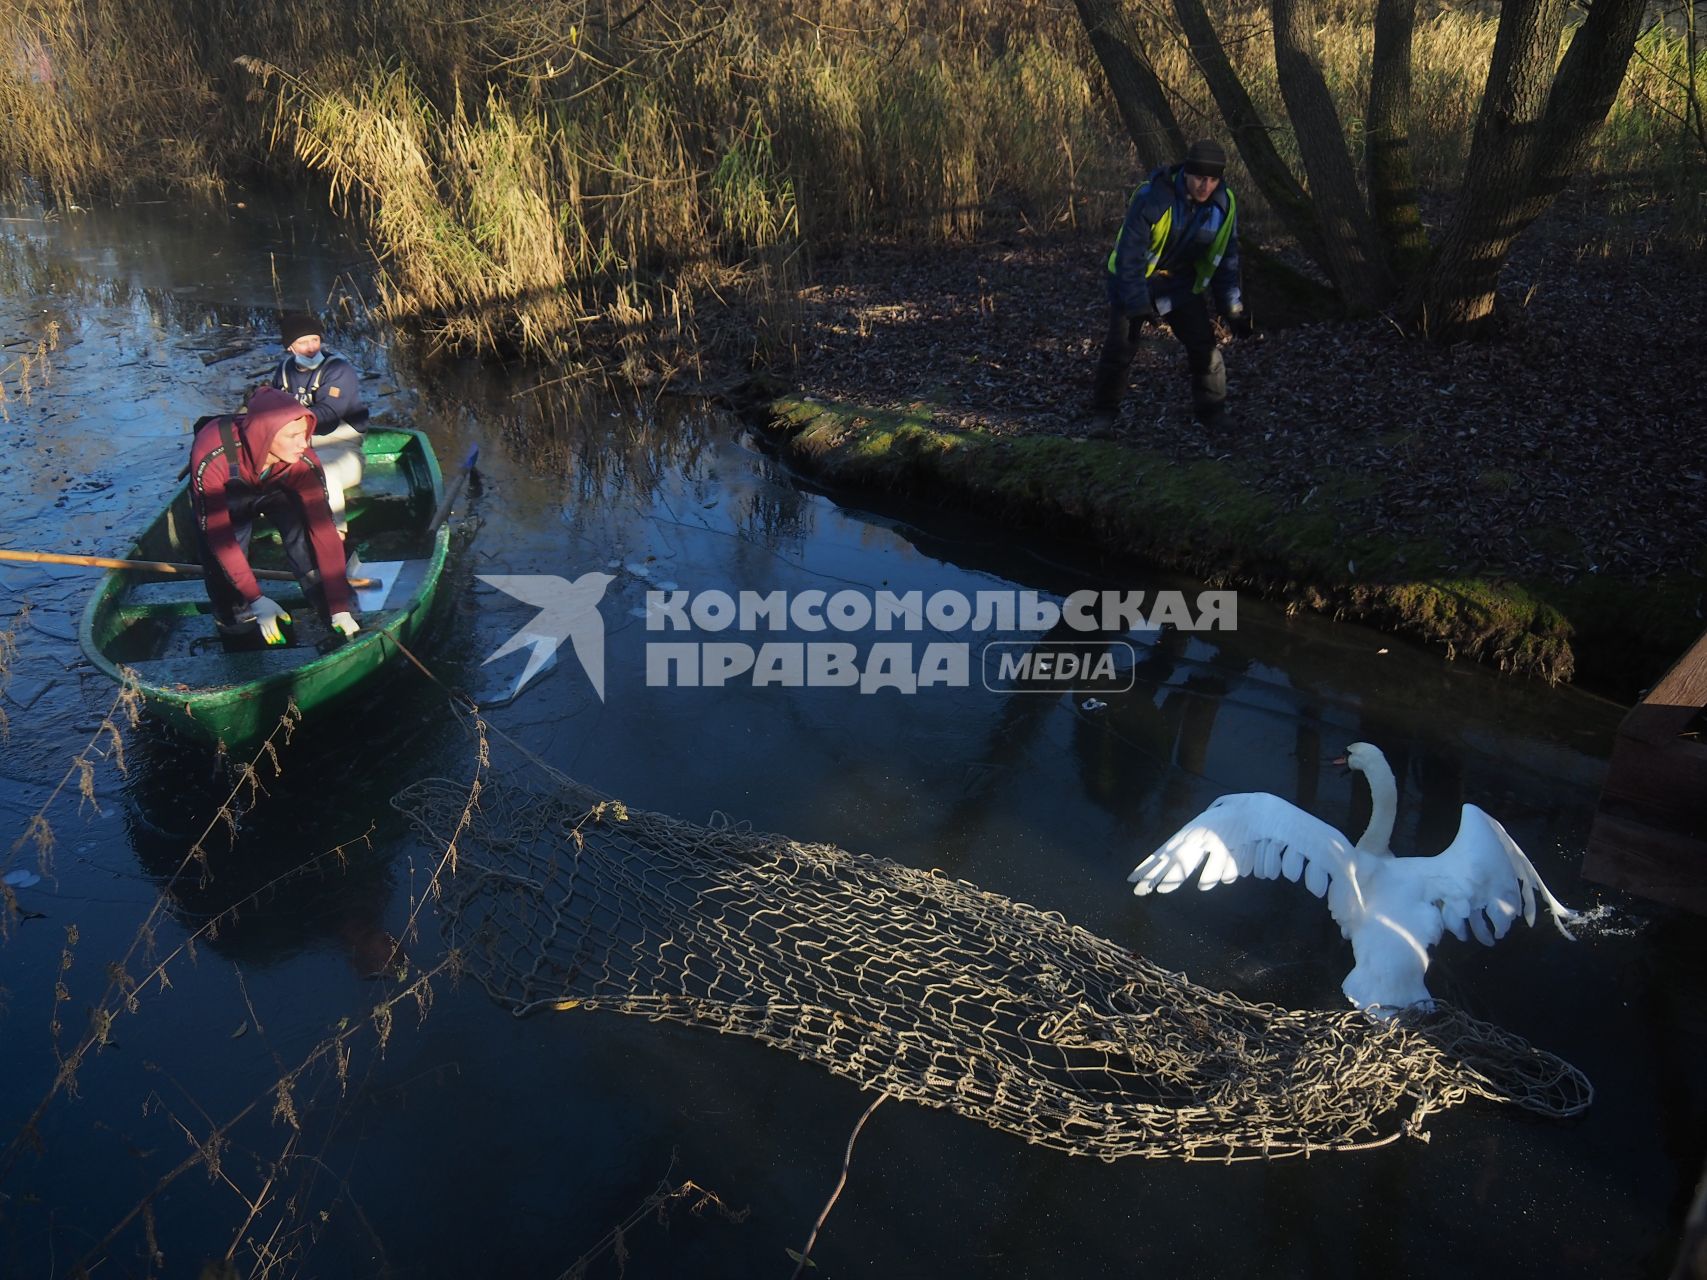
[428,443,480,533]
[0,548,378,589]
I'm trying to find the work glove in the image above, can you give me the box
[251,596,291,646]
[1126,299,1158,324]
[330,611,362,639]
[1152,294,1175,319]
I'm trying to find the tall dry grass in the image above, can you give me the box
[0,0,220,196]
[1,0,1702,364]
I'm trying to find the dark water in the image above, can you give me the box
[0,200,1702,1279]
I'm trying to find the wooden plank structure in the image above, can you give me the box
[1583,626,1707,915]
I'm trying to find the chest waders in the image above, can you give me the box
[193,420,328,632]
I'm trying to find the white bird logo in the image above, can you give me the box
[479,572,616,702]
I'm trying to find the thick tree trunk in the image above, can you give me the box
[1416,0,1647,338]
[1367,0,1429,285]
[1528,0,1652,203]
[1413,0,1569,337]
[1270,0,1394,312]
[1168,0,1332,274]
[1070,0,1185,173]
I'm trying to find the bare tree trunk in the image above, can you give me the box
[1367,0,1429,285]
[1070,0,1647,336]
[1528,0,1652,201]
[1414,0,1569,337]
[1416,0,1647,338]
[1270,0,1394,311]
[1169,0,1331,272]
[1070,0,1185,172]
[1688,0,1707,159]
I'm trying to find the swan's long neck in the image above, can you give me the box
[1354,752,1398,854]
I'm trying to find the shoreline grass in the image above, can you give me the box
[757,393,1700,695]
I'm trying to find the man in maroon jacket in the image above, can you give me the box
[189,386,360,646]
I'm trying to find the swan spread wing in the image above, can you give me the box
[1416,804,1579,947]
[1129,793,1356,900]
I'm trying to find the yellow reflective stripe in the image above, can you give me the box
[1107,182,1170,277]
[1145,208,1171,278]
[1193,189,1236,294]
[1107,184,1233,289]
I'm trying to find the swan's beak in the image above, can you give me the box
[1330,754,1350,769]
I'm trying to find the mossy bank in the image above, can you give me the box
[755,395,1702,697]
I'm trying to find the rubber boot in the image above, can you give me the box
[1191,349,1227,425]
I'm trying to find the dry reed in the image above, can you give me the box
[2,692,494,1274]
[0,0,1701,364]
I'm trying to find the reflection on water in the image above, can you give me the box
[116,695,426,977]
[0,196,370,323]
[1,198,1702,1280]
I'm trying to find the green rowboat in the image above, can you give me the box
[80,427,452,747]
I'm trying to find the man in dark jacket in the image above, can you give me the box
[190,386,360,645]
[1090,139,1249,429]
[273,310,364,541]
[273,311,362,429]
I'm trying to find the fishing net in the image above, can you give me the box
[393,761,1592,1163]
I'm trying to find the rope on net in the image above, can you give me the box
[392,763,1591,1164]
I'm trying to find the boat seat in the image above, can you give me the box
[117,579,314,615]
[348,466,413,503]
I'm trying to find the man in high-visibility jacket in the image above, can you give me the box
[1090,139,1250,429]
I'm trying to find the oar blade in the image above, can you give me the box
[353,561,410,612]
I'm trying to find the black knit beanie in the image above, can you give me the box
[279,311,323,347]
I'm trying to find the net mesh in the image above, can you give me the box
[393,764,1591,1163]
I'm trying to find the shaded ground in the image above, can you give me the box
[781,201,1707,591]
[745,198,1707,691]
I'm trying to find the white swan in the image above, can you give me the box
[1127,742,1580,1015]
[1344,741,1396,854]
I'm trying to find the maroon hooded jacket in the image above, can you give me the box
[189,386,355,615]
